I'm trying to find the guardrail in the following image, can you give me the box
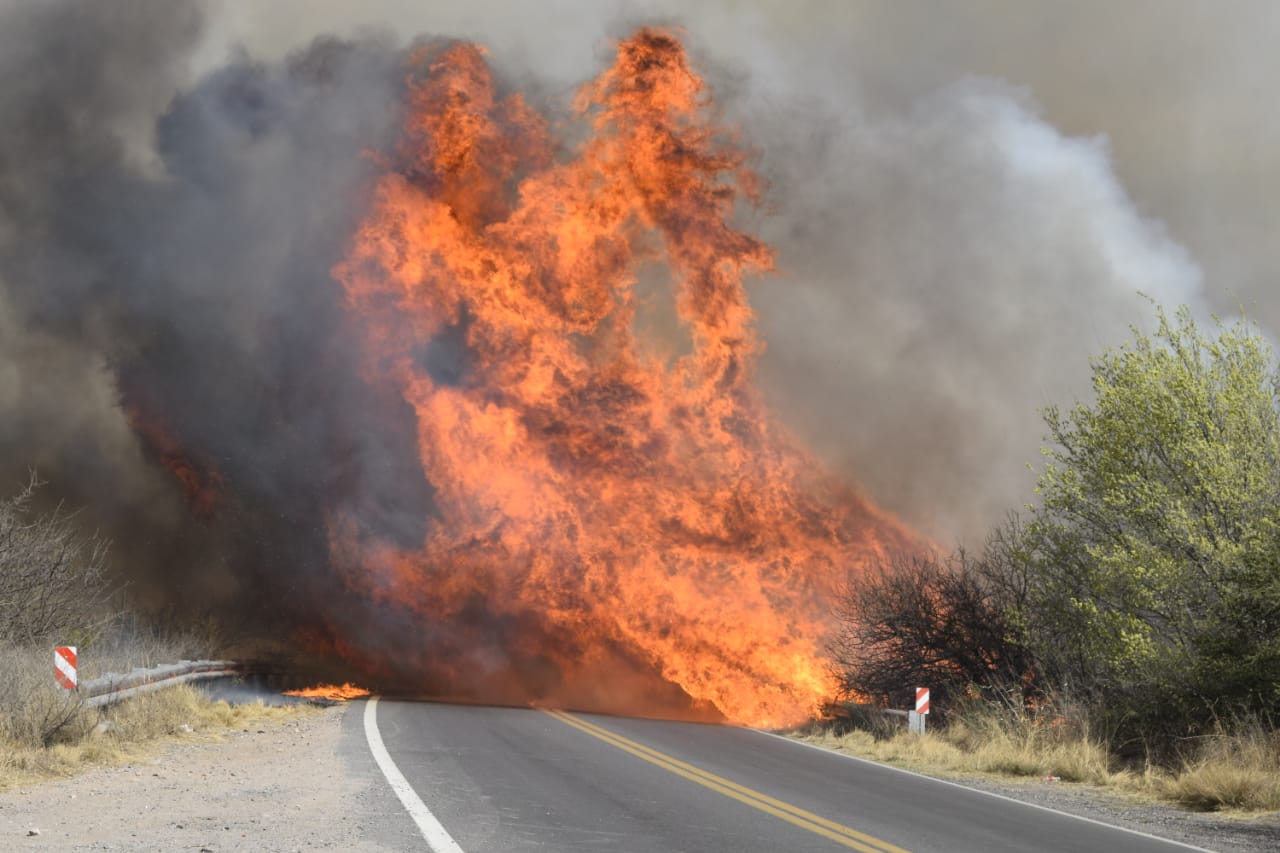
[823,687,931,735]
[80,660,241,709]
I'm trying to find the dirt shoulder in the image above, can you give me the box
[0,702,415,852]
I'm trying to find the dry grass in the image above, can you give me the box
[798,722,1118,786]
[0,643,317,791]
[1161,725,1280,812]
[795,703,1280,814]
[0,643,96,748]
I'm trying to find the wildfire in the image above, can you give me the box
[331,29,915,727]
[123,396,224,520]
[284,683,372,701]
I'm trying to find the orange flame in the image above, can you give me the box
[122,401,224,520]
[283,683,372,701]
[332,29,915,728]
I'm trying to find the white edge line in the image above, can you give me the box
[754,731,1216,853]
[363,696,466,853]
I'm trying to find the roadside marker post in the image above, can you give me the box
[54,646,77,689]
[908,687,929,734]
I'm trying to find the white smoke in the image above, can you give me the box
[749,80,1203,540]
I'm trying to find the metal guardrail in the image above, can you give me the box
[81,659,240,709]
[822,702,928,733]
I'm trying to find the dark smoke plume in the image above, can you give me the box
[0,0,427,641]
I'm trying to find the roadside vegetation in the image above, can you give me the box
[798,696,1280,813]
[0,680,311,791]
[0,475,311,788]
[826,304,1280,813]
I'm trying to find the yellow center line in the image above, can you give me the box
[541,709,910,853]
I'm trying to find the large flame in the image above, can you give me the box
[332,29,914,727]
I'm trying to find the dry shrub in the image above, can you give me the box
[0,473,113,646]
[0,643,95,748]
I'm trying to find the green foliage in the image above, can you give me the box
[828,302,1280,760]
[1025,304,1280,732]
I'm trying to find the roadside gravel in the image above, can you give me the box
[945,773,1280,853]
[0,703,415,852]
[788,736,1280,853]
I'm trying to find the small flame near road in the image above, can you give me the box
[283,683,372,701]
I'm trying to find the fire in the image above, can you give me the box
[122,394,224,520]
[332,29,914,727]
[284,683,372,701]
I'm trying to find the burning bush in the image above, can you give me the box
[827,529,1038,718]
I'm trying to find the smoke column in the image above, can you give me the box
[0,0,424,622]
[199,0,1280,541]
[0,0,1271,709]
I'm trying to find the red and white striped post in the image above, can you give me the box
[908,686,930,734]
[54,646,77,690]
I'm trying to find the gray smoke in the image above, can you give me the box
[199,1,1279,544]
[0,0,1273,644]
[0,0,428,630]
[748,81,1203,539]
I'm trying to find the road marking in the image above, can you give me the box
[543,709,908,853]
[363,697,466,853]
[762,732,1214,853]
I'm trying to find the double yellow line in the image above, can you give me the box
[542,709,909,853]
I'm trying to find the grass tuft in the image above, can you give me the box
[1162,725,1280,812]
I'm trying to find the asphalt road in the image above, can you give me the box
[363,699,1208,853]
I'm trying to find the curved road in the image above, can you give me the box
[353,698,1211,853]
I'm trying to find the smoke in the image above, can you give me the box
[0,0,1272,645]
[748,81,1202,538]
[192,1,1279,544]
[0,0,427,628]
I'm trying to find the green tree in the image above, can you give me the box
[1026,304,1280,726]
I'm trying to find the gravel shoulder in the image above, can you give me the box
[0,701,418,852]
[788,736,1280,853]
[949,773,1280,853]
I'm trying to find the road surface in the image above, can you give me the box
[360,698,1209,853]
